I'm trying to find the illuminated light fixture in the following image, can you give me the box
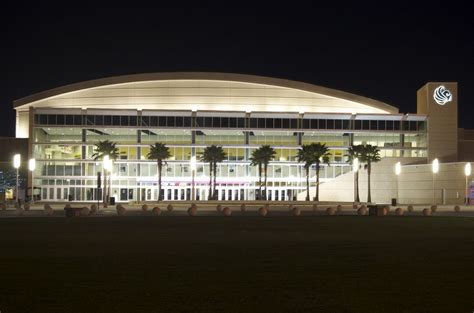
[299,111,305,114]
[28,158,36,171]
[465,162,471,205]
[433,85,453,105]
[432,158,439,174]
[464,162,471,177]
[245,110,252,113]
[395,162,401,176]
[13,154,21,169]
[352,157,359,173]
[190,156,197,171]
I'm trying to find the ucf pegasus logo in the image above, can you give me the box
[433,85,453,105]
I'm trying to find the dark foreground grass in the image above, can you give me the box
[0,216,473,313]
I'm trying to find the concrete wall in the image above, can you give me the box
[417,82,458,162]
[398,162,470,205]
[297,158,471,205]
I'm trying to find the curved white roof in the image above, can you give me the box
[14,72,398,114]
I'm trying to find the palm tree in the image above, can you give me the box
[199,145,226,200]
[147,143,171,201]
[297,145,314,201]
[92,140,119,206]
[250,145,276,200]
[347,145,363,203]
[309,143,331,202]
[250,149,264,200]
[360,144,381,203]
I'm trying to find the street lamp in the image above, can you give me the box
[464,162,471,205]
[29,158,36,204]
[190,156,197,201]
[395,161,401,204]
[432,158,439,205]
[13,154,21,204]
[353,157,359,203]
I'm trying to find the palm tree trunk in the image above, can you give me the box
[208,162,213,200]
[258,163,262,200]
[213,161,217,200]
[103,170,107,207]
[157,161,162,201]
[305,167,310,201]
[355,170,360,203]
[367,161,372,203]
[264,162,268,201]
[315,163,320,202]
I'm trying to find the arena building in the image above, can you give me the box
[13,73,471,204]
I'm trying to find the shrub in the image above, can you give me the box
[0,203,6,210]
[116,205,126,216]
[454,205,461,213]
[223,207,232,216]
[430,205,437,213]
[240,203,246,212]
[142,204,149,212]
[357,207,367,215]
[24,203,30,211]
[352,203,358,210]
[292,207,301,216]
[152,207,161,216]
[395,208,404,216]
[44,204,53,216]
[81,207,90,216]
[187,206,197,216]
[258,207,268,217]
[407,205,414,212]
[312,204,318,212]
[167,204,174,212]
[336,204,343,212]
[422,208,431,216]
[90,204,98,213]
[216,204,222,212]
[326,207,336,215]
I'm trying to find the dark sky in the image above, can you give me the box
[1,2,473,137]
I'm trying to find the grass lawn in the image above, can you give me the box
[0,216,473,313]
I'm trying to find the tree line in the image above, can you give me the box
[93,140,381,203]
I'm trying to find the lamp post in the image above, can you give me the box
[29,158,36,204]
[353,157,359,203]
[432,158,439,205]
[464,162,471,205]
[395,161,401,204]
[190,156,196,201]
[13,154,21,204]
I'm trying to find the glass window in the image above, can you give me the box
[39,115,47,125]
[394,121,400,130]
[74,115,82,125]
[86,116,94,125]
[282,119,289,129]
[121,116,129,126]
[327,119,335,129]
[229,118,237,128]
[258,118,265,128]
[370,120,377,130]
[184,117,192,127]
[95,115,104,126]
[290,119,297,129]
[112,116,120,125]
[130,116,137,126]
[237,118,245,128]
[196,117,204,127]
[56,115,65,125]
[311,119,317,129]
[65,115,74,125]
[250,118,257,128]
[302,119,310,129]
[319,119,327,129]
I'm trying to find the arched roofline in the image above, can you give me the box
[13,72,398,113]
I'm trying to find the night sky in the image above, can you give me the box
[1,3,473,137]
